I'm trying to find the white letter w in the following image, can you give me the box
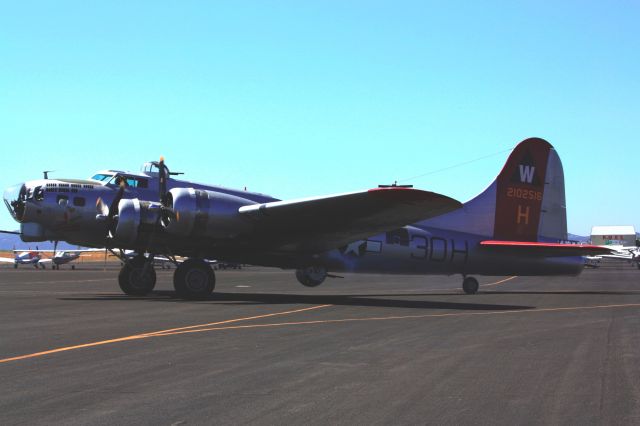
[519,165,535,184]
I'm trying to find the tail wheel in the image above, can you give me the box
[295,266,327,287]
[174,259,215,300]
[462,276,479,294]
[118,256,156,296]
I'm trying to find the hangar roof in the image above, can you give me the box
[591,225,636,236]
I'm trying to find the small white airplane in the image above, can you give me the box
[0,247,102,269]
[0,249,48,269]
[598,245,640,269]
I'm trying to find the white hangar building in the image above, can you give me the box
[590,225,637,247]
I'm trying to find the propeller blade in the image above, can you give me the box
[156,156,179,226]
[158,156,168,206]
[108,180,126,221]
[96,197,108,216]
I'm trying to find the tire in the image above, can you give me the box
[462,276,479,294]
[173,259,215,300]
[118,257,156,296]
[295,266,327,287]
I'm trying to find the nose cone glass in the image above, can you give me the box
[3,184,27,221]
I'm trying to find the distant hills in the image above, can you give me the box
[0,232,86,250]
[567,233,590,243]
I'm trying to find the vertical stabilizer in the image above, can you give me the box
[420,137,568,242]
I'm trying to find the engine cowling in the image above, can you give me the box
[111,199,160,245]
[161,188,256,238]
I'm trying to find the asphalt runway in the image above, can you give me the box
[1,264,639,425]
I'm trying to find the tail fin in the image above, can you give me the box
[421,137,568,242]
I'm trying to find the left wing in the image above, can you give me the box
[239,187,462,252]
[0,257,16,263]
[480,241,615,257]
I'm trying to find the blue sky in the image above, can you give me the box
[1,1,638,236]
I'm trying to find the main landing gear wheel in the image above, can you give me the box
[173,259,215,300]
[462,276,479,295]
[118,255,157,296]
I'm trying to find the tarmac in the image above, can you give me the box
[1,263,639,425]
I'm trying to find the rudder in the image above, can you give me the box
[420,137,568,242]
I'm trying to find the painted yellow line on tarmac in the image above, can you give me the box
[0,305,332,364]
[480,276,518,287]
[146,302,640,338]
[145,305,332,336]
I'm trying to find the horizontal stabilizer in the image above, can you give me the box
[480,241,614,257]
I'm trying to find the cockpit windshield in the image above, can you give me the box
[91,173,114,182]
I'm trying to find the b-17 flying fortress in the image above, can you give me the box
[2,138,612,298]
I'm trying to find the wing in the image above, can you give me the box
[239,187,462,252]
[37,259,53,264]
[480,241,615,257]
[0,257,17,263]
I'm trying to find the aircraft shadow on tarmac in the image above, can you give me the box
[483,290,640,296]
[59,291,534,312]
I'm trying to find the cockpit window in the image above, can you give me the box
[110,175,148,188]
[91,173,114,182]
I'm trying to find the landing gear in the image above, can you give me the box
[295,266,327,287]
[173,258,215,299]
[118,255,156,296]
[462,276,479,294]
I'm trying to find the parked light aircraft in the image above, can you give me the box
[0,249,48,269]
[3,138,612,298]
[593,246,640,269]
[0,247,101,269]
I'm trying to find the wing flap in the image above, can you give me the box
[239,187,462,252]
[480,240,615,257]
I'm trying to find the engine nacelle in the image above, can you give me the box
[111,199,160,245]
[162,188,256,238]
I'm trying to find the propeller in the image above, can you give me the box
[95,178,126,239]
[157,157,178,226]
[159,156,167,205]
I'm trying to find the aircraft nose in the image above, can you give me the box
[3,183,27,222]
